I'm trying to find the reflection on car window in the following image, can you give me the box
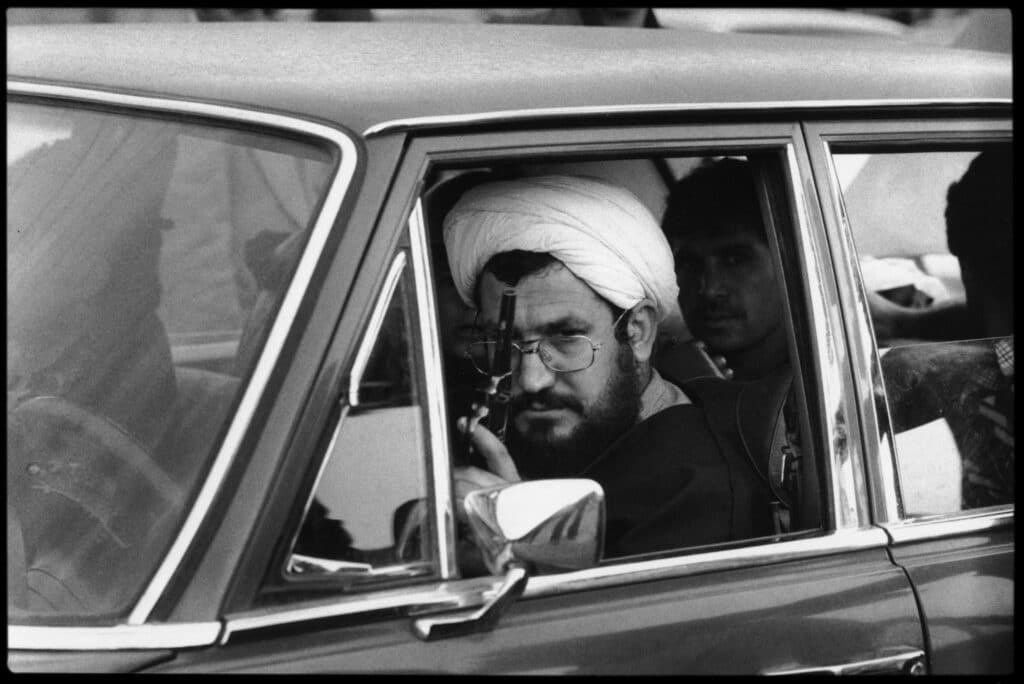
[288,261,434,582]
[834,145,1014,516]
[7,100,334,621]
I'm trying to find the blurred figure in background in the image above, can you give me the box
[881,148,1013,510]
[194,8,281,21]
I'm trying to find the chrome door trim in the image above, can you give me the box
[764,648,926,675]
[784,142,867,529]
[882,508,1014,545]
[7,80,361,626]
[348,252,408,407]
[218,528,887,643]
[523,528,888,599]
[817,142,904,524]
[7,621,222,651]
[221,576,499,644]
[363,98,1011,137]
[407,199,459,579]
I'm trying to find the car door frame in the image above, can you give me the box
[802,110,1014,674]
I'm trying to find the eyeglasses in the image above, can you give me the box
[466,308,630,376]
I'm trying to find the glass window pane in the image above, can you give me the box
[833,144,1014,516]
[7,99,335,621]
[288,265,433,581]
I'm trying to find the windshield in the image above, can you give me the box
[7,99,336,622]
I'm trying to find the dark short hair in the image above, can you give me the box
[945,148,1012,282]
[479,250,629,341]
[661,158,767,247]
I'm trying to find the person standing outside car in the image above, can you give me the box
[443,175,776,560]
[660,158,790,382]
[879,148,1013,510]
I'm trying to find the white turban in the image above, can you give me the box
[443,175,680,323]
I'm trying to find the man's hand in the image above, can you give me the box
[452,418,524,575]
[452,417,522,522]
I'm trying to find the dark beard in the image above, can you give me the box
[508,342,642,479]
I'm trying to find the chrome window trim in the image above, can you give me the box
[784,143,866,529]
[7,80,361,628]
[523,528,888,598]
[363,98,1011,137]
[219,528,887,642]
[882,508,1014,545]
[347,252,408,407]
[407,199,459,579]
[7,622,222,651]
[221,576,498,644]
[817,141,902,524]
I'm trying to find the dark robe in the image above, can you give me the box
[583,378,777,558]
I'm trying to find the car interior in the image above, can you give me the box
[421,152,826,567]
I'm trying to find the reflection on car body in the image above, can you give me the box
[6,20,1012,674]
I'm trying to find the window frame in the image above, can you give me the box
[802,114,1013,535]
[6,80,359,647]
[280,250,439,587]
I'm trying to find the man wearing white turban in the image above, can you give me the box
[444,174,777,559]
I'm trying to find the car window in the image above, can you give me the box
[285,254,436,585]
[7,99,335,621]
[831,143,1013,517]
[423,149,825,574]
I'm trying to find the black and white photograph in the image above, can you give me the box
[7,7,1012,674]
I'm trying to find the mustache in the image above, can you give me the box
[511,389,583,414]
[694,301,742,318]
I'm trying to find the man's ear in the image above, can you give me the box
[625,299,658,364]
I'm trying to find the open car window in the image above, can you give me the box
[421,149,826,573]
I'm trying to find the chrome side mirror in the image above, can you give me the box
[413,479,604,641]
[464,478,605,575]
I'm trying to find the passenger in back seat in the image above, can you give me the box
[660,158,790,383]
[660,159,803,531]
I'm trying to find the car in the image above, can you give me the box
[6,21,1012,674]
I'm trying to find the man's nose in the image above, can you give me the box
[514,349,557,394]
[698,264,727,298]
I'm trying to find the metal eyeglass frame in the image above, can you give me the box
[466,307,632,376]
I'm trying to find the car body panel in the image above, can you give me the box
[7,649,175,674]
[148,548,921,674]
[6,23,1011,135]
[887,521,1014,673]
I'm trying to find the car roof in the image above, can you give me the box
[7,22,1011,136]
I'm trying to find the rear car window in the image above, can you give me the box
[832,143,1013,517]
